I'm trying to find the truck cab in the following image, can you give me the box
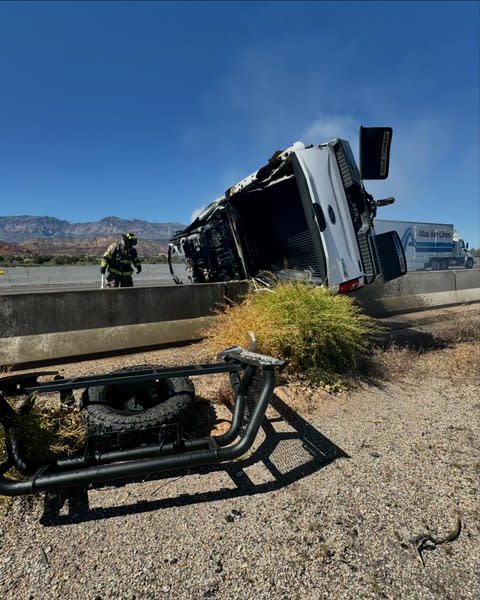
[169,127,406,292]
[453,239,474,268]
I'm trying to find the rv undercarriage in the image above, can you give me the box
[170,168,327,285]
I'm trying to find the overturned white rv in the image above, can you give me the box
[169,127,406,293]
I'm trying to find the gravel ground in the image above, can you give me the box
[1,307,479,600]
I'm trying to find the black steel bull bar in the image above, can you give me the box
[0,347,283,496]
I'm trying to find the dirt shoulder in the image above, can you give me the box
[0,305,479,599]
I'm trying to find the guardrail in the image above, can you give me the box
[1,271,479,367]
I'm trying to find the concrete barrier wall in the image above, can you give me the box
[353,269,480,317]
[1,283,248,337]
[454,269,480,290]
[1,282,248,366]
[1,271,478,366]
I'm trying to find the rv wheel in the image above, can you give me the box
[81,365,195,444]
[466,257,474,269]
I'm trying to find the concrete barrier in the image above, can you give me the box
[353,269,480,317]
[1,282,248,366]
[453,269,480,303]
[1,271,478,366]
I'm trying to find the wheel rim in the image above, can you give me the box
[103,380,169,415]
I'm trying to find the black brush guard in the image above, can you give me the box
[0,348,283,497]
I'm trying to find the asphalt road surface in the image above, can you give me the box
[1,265,478,295]
[0,263,189,294]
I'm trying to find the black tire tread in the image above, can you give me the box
[82,365,195,436]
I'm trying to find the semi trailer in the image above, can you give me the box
[169,127,407,293]
[373,220,474,271]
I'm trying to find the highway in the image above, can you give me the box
[0,263,189,294]
[0,279,186,295]
[0,265,478,295]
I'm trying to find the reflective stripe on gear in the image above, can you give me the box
[108,266,134,276]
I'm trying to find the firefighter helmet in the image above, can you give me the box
[122,232,137,246]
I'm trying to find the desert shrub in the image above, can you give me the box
[202,281,377,382]
[0,401,85,512]
[0,397,86,511]
[15,401,87,465]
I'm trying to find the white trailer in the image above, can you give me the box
[374,219,474,271]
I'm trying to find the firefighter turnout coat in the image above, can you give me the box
[101,240,141,280]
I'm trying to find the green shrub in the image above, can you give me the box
[203,281,377,383]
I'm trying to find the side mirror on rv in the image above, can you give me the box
[359,126,392,180]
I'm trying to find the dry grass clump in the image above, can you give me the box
[416,342,480,382]
[0,397,86,511]
[370,345,423,379]
[371,307,480,381]
[203,281,378,384]
[435,314,480,345]
[371,341,480,383]
[16,401,87,464]
[0,397,87,469]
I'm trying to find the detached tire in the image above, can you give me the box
[81,364,195,446]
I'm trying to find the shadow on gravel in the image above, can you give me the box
[347,324,446,391]
[373,321,446,351]
[39,394,348,526]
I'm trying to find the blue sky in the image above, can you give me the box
[0,1,479,245]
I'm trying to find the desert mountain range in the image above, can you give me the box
[0,216,186,256]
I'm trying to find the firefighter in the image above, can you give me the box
[100,232,142,288]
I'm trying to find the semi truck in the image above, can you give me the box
[373,220,475,271]
[169,126,406,293]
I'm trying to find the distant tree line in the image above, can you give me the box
[0,253,184,267]
[0,254,99,266]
